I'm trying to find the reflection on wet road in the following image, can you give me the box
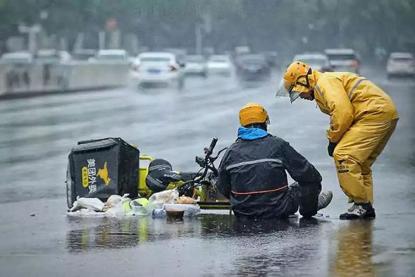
[331,221,374,277]
[65,213,334,275]
[0,70,414,276]
[62,213,387,276]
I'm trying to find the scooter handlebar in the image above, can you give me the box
[207,137,218,155]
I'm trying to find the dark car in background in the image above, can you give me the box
[235,54,271,81]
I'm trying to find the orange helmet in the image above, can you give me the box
[239,102,270,126]
[279,61,314,103]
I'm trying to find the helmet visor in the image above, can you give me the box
[275,79,291,97]
[276,77,310,103]
[276,79,301,103]
[289,91,301,103]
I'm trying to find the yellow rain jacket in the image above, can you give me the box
[312,71,398,203]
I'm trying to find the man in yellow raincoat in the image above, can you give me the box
[279,61,399,219]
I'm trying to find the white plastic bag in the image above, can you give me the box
[104,195,131,217]
[70,197,104,212]
[164,203,200,217]
[148,189,179,209]
[103,195,123,211]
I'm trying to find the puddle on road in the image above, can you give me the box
[64,214,405,276]
[65,214,322,251]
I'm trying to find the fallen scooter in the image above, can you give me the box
[65,137,230,216]
[175,137,230,209]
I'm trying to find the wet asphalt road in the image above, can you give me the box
[0,68,414,276]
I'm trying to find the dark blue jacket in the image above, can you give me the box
[216,127,322,218]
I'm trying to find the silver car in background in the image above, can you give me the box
[184,55,207,77]
[206,55,233,76]
[386,52,415,78]
[293,53,332,72]
[324,48,360,73]
[132,52,184,89]
[95,49,129,62]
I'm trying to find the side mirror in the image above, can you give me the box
[179,62,186,68]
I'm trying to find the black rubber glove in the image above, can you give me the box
[327,142,337,157]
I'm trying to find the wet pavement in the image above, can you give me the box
[0,68,414,276]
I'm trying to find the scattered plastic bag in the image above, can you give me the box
[176,196,197,204]
[164,203,200,217]
[67,191,201,218]
[67,208,107,217]
[102,195,124,211]
[148,189,179,209]
[152,208,167,218]
[70,197,104,212]
[105,195,131,217]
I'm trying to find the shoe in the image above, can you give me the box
[317,191,333,210]
[339,203,376,220]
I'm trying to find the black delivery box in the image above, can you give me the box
[66,137,140,208]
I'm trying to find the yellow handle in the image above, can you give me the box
[139,154,154,161]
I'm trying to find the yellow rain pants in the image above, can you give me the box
[313,71,399,204]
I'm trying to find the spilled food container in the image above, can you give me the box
[163,204,201,220]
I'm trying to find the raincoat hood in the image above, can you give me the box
[237,127,268,140]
